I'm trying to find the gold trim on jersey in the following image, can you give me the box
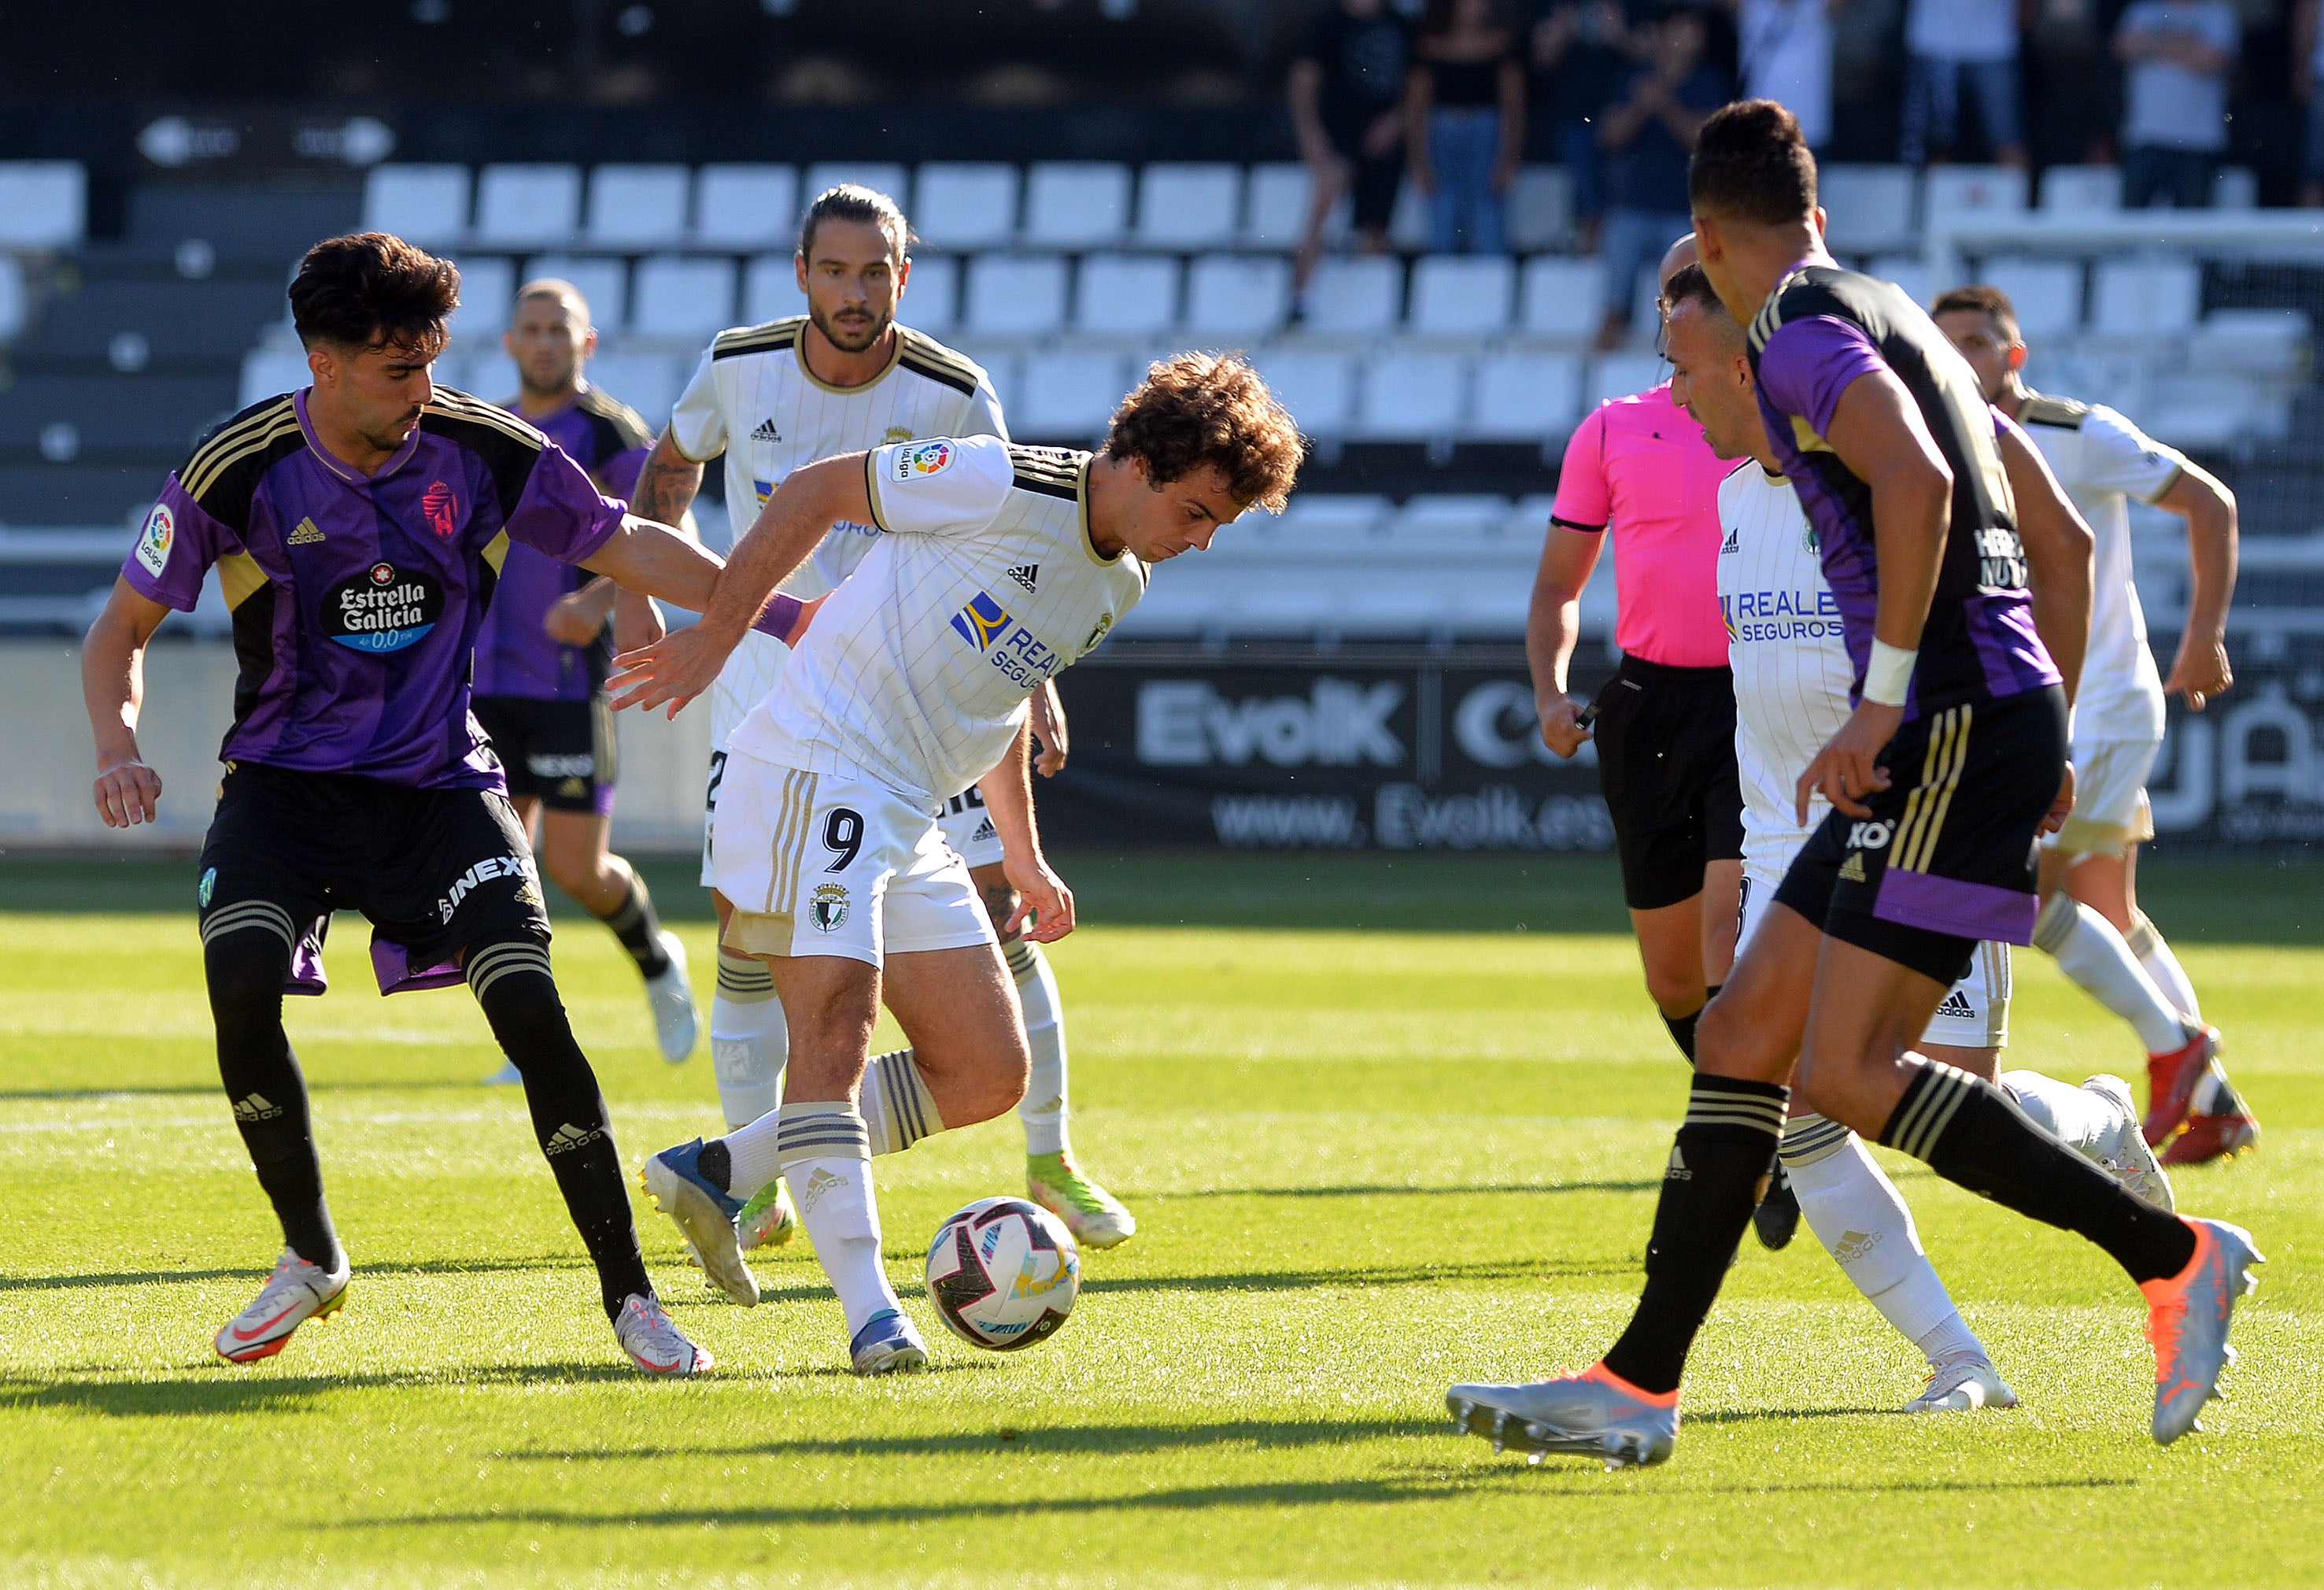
[182,398,301,502]
[896,326,986,398]
[216,551,268,610]
[862,451,889,532]
[791,326,904,396]
[1892,704,1971,874]
[573,382,653,448]
[712,316,804,362]
[482,530,511,574]
[425,387,549,452]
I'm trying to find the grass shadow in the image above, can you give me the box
[0,1255,599,1293]
[1180,1180,1661,1200]
[493,1415,1448,1465]
[1077,1256,1630,1296]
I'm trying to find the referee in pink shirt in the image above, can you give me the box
[1531,233,1743,1067]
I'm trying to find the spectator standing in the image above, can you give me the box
[1595,6,1728,349]
[1532,2,1638,252]
[1290,0,1416,312]
[1410,0,1529,253]
[2115,1,2239,209]
[1727,0,1848,155]
[1899,0,2028,168]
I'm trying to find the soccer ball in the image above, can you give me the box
[923,1196,1081,1351]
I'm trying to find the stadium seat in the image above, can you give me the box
[1923,165,2028,232]
[1979,256,2083,338]
[1870,252,1932,309]
[1024,163,1132,249]
[1254,349,1356,434]
[585,349,685,428]
[962,349,1020,412]
[1074,254,1180,335]
[239,345,312,409]
[1267,493,1391,539]
[1354,349,1467,438]
[693,165,800,250]
[1017,349,1131,439]
[901,254,960,333]
[522,256,628,330]
[0,257,23,342]
[1408,256,1514,336]
[1391,494,1512,544]
[1507,165,1572,251]
[743,254,808,323]
[913,163,1019,250]
[1586,352,1666,409]
[630,256,737,340]
[2187,309,2311,379]
[2215,166,2259,211]
[1243,164,1317,249]
[474,165,584,248]
[2141,372,2264,450]
[964,254,1069,337]
[1304,257,1401,335]
[1817,165,1918,253]
[1517,256,1604,339]
[2091,255,2200,338]
[1185,254,1291,336]
[584,165,690,249]
[2039,165,2121,214]
[1387,183,1431,252]
[442,257,517,349]
[803,163,910,208]
[1132,164,1240,250]
[1468,350,1584,440]
[361,165,469,247]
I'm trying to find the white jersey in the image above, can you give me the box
[728,436,1147,804]
[1716,461,1855,869]
[2017,392,2185,747]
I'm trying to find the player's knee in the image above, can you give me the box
[1642,965,1703,1019]
[203,934,289,1030]
[464,939,572,1046]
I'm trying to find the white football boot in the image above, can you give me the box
[214,1248,351,1363]
[645,931,700,1063]
[1905,1355,2019,1413]
[614,1293,712,1376]
[2082,1074,2176,1212]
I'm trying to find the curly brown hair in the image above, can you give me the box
[289,231,460,355]
[1103,352,1305,513]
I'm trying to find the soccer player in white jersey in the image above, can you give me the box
[1931,285,2256,1166]
[628,184,1132,1251]
[612,354,1302,1372]
[1662,262,2170,1411]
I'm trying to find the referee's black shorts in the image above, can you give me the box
[1590,655,1746,912]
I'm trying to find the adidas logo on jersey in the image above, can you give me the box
[750,418,783,443]
[1720,524,1739,554]
[544,1122,603,1156]
[286,517,326,545]
[1006,564,1040,593]
[1936,989,1977,1019]
[232,1093,283,1122]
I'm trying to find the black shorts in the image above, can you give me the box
[471,694,616,816]
[1325,112,1403,232]
[1774,686,2067,986]
[1591,656,1746,911]
[197,762,551,998]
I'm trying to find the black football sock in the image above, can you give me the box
[1601,1072,1789,1395]
[598,869,671,978]
[205,930,341,1270]
[467,938,653,1320]
[696,1139,733,1193]
[1658,985,1717,1065]
[1881,1059,2197,1285]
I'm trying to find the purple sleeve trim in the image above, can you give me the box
[504,440,626,564]
[1758,315,1886,440]
[749,593,808,642]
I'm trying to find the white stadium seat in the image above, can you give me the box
[1586,352,1667,409]
[2092,255,2200,338]
[1507,165,1573,251]
[1133,164,1240,250]
[1817,165,1918,253]
[474,165,583,248]
[1018,349,1132,438]
[1869,252,1931,309]
[693,165,800,250]
[1923,165,2027,231]
[2039,165,2121,214]
[1387,181,1431,251]
[522,256,629,331]
[1355,349,1467,438]
[2187,309,2310,378]
[362,165,468,247]
[1074,254,1180,335]
[1255,349,1356,434]
[0,161,83,250]
[0,256,24,342]
[1243,164,1317,250]
[240,345,312,409]
[441,256,516,349]
[744,253,808,323]
[900,254,960,334]
[1185,254,1291,336]
[1518,255,1604,339]
[1409,256,1514,336]
[964,254,1069,337]
[1304,257,1401,335]
[585,349,686,429]
[803,163,909,207]
[1979,256,2083,339]
[1469,350,1585,440]
[913,163,1019,250]
[630,256,737,340]
[1024,163,1132,249]
[1391,494,1511,544]
[2215,166,2259,210]
[449,349,519,402]
[584,165,689,248]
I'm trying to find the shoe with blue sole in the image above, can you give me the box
[849,1308,929,1376]
[641,1138,758,1307]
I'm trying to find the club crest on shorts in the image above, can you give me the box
[810,882,850,933]
[197,867,216,909]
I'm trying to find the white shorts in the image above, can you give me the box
[714,752,995,969]
[701,628,796,887]
[937,786,1007,871]
[1738,864,2011,1050]
[2045,736,2160,859]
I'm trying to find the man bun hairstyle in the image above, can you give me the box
[1688,98,1818,227]
[290,231,460,355]
[799,183,911,263]
[1931,283,2023,346]
[1104,352,1304,514]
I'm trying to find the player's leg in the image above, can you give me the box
[537,805,695,1061]
[2117,841,2259,1163]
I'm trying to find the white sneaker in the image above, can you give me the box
[214,1248,351,1363]
[1905,1355,2019,1413]
[2083,1074,2176,1212]
[645,931,699,1063]
[481,1059,523,1085]
[613,1292,712,1376]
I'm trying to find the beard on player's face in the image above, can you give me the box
[810,296,891,354]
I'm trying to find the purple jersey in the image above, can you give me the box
[1748,263,2060,720]
[123,386,624,789]
[470,384,652,702]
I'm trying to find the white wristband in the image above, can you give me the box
[1864,640,1917,707]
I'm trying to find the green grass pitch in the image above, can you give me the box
[1,852,2318,1588]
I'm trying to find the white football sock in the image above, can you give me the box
[716,1104,788,1202]
[1780,1115,1987,1368]
[858,1047,944,1156]
[2001,1070,2123,1161]
[710,948,788,1132]
[774,1103,898,1337]
[1007,939,1071,1158]
[2126,911,2203,1024]
[2033,893,2187,1054]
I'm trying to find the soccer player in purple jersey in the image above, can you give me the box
[471,279,701,1077]
[1446,102,2261,1467]
[80,233,737,1376]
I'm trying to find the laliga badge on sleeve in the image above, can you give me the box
[891,440,954,482]
[135,503,175,579]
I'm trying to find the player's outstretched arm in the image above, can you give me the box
[1996,412,2094,706]
[81,578,173,827]
[978,721,1075,943]
[1527,526,1604,757]
[578,516,726,614]
[2157,462,2238,711]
